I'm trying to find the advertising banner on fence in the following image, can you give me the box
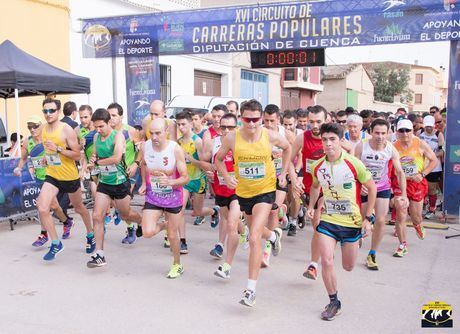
[444,40,460,216]
[0,158,40,219]
[124,56,160,126]
[81,0,460,57]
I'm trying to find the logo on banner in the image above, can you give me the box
[135,99,150,110]
[450,145,460,162]
[84,24,111,50]
[130,19,139,33]
[383,0,406,12]
[455,80,460,90]
[421,301,453,328]
[453,164,460,174]
[443,0,457,11]
[374,23,410,42]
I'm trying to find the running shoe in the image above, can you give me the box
[136,224,143,238]
[287,222,297,236]
[393,244,408,257]
[210,243,224,259]
[166,263,184,279]
[278,204,289,229]
[366,254,379,270]
[413,223,426,240]
[104,214,113,226]
[43,241,64,261]
[114,211,122,225]
[121,227,136,244]
[239,289,256,307]
[32,234,48,247]
[321,300,342,321]
[261,241,271,268]
[193,216,205,226]
[214,263,231,279]
[239,225,249,250]
[87,253,106,268]
[86,235,96,254]
[62,218,73,240]
[424,211,435,219]
[180,241,188,254]
[303,265,318,280]
[271,228,282,256]
[210,206,220,228]
[164,236,170,248]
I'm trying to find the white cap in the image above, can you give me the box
[423,115,435,127]
[397,119,413,131]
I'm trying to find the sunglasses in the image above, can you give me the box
[398,129,412,133]
[42,108,57,115]
[242,117,261,123]
[435,121,443,124]
[220,125,237,130]
[27,124,40,130]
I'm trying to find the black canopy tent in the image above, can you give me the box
[0,39,90,152]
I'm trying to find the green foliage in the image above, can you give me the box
[369,63,412,103]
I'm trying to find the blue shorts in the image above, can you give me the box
[361,189,391,203]
[316,220,362,245]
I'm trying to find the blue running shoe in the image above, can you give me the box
[86,235,96,254]
[62,218,73,240]
[114,210,122,226]
[193,216,205,225]
[180,241,188,254]
[121,227,136,244]
[104,214,112,226]
[210,206,220,228]
[43,241,64,261]
[210,243,224,259]
[32,234,48,247]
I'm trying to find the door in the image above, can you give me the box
[194,70,221,96]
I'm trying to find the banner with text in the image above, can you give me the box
[82,0,460,57]
[124,56,160,126]
[443,40,460,217]
[0,158,40,219]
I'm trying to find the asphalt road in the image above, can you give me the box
[1,201,459,334]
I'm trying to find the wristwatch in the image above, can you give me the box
[421,172,426,178]
[365,215,376,224]
[57,146,63,153]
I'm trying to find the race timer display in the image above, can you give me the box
[250,49,325,68]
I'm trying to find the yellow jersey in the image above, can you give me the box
[394,137,424,177]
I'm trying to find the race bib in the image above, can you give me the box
[402,163,417,177]
[100,164,118,176]
[217,172,235,185]
[31,156,46,169]
[90,166,100,176]
[369,167,383,181]
[325,199,352,215]
[274,158,282,175]
[238,162,265,180]
[150,176,173,194]
[45,154,61,166]
[305,159,315,174]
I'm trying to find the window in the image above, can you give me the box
[284,69,296,81]
[415,93,423,104]
[415,73,423,85]
[160,64,171,104]
[302,68,309,82]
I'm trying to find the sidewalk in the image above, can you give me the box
[0,203,458,334]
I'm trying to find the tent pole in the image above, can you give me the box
[4,99,9,147]
[14,89,20,156]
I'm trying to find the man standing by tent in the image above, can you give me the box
[36,98,95,261]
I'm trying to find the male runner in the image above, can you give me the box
[142,100,176,141]
[86,108,142,267]
[308,123,376,320]
[14,116,70,246]
[215,99,293,307]
[139,119,188,278]
[354,119,409,270]
[76,105,97,197]
[296,108,309,131]
[36,98,94,261]
[392,119,437,257]
[176,111,219,254]
[191,109,207,139]
[345,114,369,151]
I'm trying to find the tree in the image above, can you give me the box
[368,63,412,103]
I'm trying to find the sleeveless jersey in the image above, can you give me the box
[95,131,127,185]
[178,134,203,181]
[272,126,286,176]
[301,130,325,193]
[394,137,425,177]
[361,141,393,192]
[41,123,79,181]
[211,136,235,197]
[233,128,276,198]
[122,124,136,167]
[419,131,442,172]
[144,140,183,208]
[26,137,46,181]
[312,151,372,228]
[208,126,220,140]
[82,130,96,163]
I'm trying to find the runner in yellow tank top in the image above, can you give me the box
[36,98,94,262]
[215,99,296,308]
[142,100,176,141]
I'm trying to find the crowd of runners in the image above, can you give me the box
[14,98,447,320]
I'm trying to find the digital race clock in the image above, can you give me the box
[250,49,325,68]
